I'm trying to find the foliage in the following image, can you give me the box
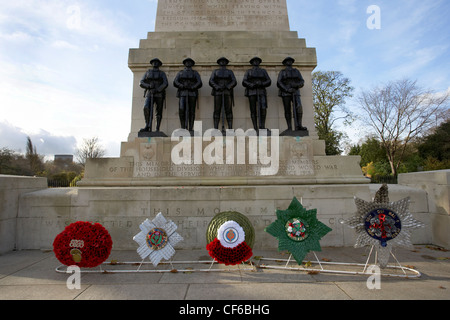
[353,119,450,181]
[312,71,354,155]
[417,120,450,162]
[1,146,35,176]
[26,137,44,174]
[350,136,387,167]
[423,157,450,171]
[1,137,84,187]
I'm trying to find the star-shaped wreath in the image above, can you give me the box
[265,197,332,265]
[342,184,425,268]
[133,213,184,267]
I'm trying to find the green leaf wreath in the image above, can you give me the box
[265,197,332,265]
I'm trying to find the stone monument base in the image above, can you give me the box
[78,135,369,187]
[138,131,169,138]
[16,184,431,251]
[280,129,309,137]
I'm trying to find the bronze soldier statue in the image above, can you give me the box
[242,57,272,131]
[209,57,237,131]
[173,58,203,131]
[139,58,168,133]
[277,57,307,132]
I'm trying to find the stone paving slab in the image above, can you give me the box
[0,246,449,301]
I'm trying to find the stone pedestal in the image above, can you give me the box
[78,134,368,187]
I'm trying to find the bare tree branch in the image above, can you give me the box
[75,137,106,166]
[357,79,450,175]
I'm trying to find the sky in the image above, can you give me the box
[0,0,449,159]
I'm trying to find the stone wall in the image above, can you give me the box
[399,170,450,249]
[15,183,432,252]
[0,175,47,254]
[4,170,449,254]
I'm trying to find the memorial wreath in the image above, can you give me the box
[53,221,113,268]
[265,197,332,265]
[206,212,255,265]
[133,212,184,267]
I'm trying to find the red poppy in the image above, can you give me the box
[206,238,253,266]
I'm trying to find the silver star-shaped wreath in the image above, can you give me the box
[133,213,184,267]
[342,184,424,268]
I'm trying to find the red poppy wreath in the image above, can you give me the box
[206,212,255,266]
[53,222,113,268]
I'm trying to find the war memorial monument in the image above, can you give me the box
[6,0,448,257]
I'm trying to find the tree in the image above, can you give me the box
[0,147,34,176]
[349,136,388,168]
[312,71,354,155]
[0,147,15,174]
[26,137,43,175]
[357,79,449,176]
[417,119,450,162]
[75,137,106,166]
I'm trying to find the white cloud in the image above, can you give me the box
[0,0,135,49]
[0,121,77,157]
[0,1,135,158]
[51,40,80,51]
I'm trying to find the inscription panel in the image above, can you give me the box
[155,0,290,32]
[132,159,315,178]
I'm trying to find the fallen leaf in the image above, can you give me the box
[426,245,448,252]
[183,267,193,274]
[307,270,320,275]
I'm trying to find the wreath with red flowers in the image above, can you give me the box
[206,212,255,266]
[53,222,113,268]
[206,238,253,266]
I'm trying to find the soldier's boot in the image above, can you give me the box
[180,113,186,130]
[156,116,162,132]
[189,111,195,132]
[251,115,258,131]
[285,115,292,131]
[260,109,267,130]
[227,117,233,130]
[140,108,151,132]
[214,118,220,130]
[295,112,307,131]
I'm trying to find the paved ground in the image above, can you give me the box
[0,245,449,302]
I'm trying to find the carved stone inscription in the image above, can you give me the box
[155,0,290,32]
[133,159,315,178]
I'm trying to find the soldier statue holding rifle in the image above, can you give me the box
[277,57,308,133]
[209,57,237,131]
[173,58,203,132]
[139,58,168,133]
[242,57,272,131]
